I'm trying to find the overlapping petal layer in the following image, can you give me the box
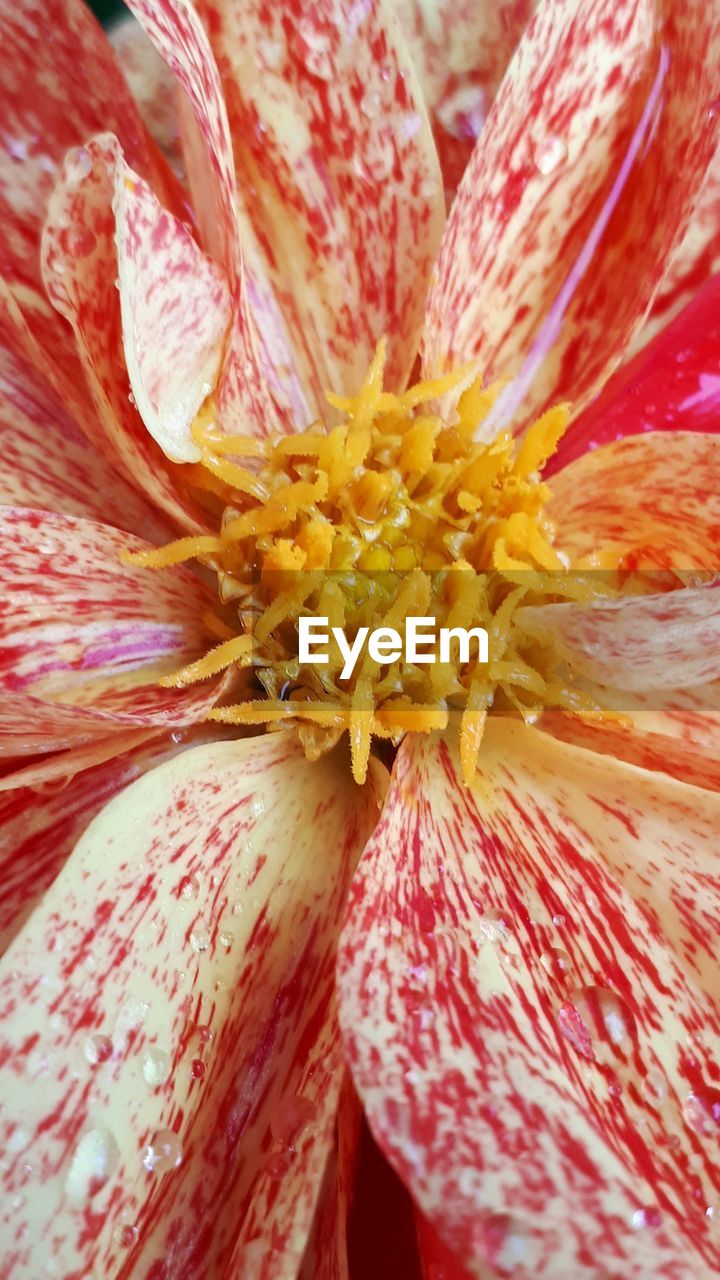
[0,735,385,1276]
[0,507,222,741]
[339,721,720,1279]
[550,274,720,471]
[423,0,720,434]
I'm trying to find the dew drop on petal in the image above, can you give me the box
[190,929,210,954]
[540,948,571,980]
[85,1034,113,1066]
[179,873,200,900]
[66,146,93,182]
[190,1059,206,1079]
[532,134,568,175]
[218,929,235,949]
[558,986,636,1059]
[142,1047,171,1088]
[632,1206,663,1230]
[270,1094,316,1150]
[197,1024,215,1044]
[144,1129,183,1174]
[113,1222,139,1249]
[683,1088,720,1136]
[65,1126,119,1203]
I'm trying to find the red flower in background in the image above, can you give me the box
[0,0,720,1277]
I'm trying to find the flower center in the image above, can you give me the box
[126,343,610,783]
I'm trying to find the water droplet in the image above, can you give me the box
[684,1088,720,1136]
[436,83,486,141]
[85,1034,113,1066]
[178,860,198,885]
[113,1221,139,1249]
[190,1058,206,1079]
[477,910,510,945]
[144,1128,183,1174]
[558,986,636,1060]
[218,929,234,949]
[66,228,96,258]
[271,1094,316,1149]
[197,1024,214,1044]
[66,146,93,182]
[361,87,382,118]
[142,1047,171,1088]
[540,948,571,980]
[65,1126,119,1203]
[642,1069,666,1105]
[552,913,566,928]
[532,134,568,176]
[190,929,210,954]
[632,1206,662,1229]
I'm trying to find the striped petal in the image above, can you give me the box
[109,13,185,177]
[517,581,720,692]
[0,0,180,420]
[394,0,536,199]
[338,720,720,1278]
[423,0,720,435]
[0,344,170,539]
[548,431,720,568]
[196,0,445,406]
[42,133,211,526]
[0,507,222,741]
[550,275,720,472]
[0,734,385,1276]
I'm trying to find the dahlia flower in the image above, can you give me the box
[1,0,720,1277]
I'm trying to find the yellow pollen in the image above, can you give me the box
[130,341,617,784]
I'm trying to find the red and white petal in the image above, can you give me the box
[549,274,720,472]
[0,0,180,412]
[0,734,385,1277]
[338,721,720,1278]
[394,0,537,200]
[115,167,232,463]
[0,344,171,539]
[42,133,208,528]
[548,431,720,568]
[423,0,720,435]
[636,145,720,353]
[517,580,720,691]
[196,0,445,405]
[0,507,222,737]
[125,0,284,440]
[109,12,186,177]
[297,1077,361,1280]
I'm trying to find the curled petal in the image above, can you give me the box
[338,721,720,1278]
[424,0,720,434]
[109,13,186,175]
[0,734,385,1276]
[549,431,720,568]
[550,274,720,471]
[0,507,223,738]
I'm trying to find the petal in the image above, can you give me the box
[298,1077,360,1280]
[338,721,720,1278]
[115,167,232,463]
[0,733,385,1276]
[0,343,171,539]
[0,731,170,955]
[109,13,186,176]
[636,145,720,353]
[517,581,720,692]
[394,0,536,199]
[549,274,720,472]
[423,0,720,434]
[195,0,445,404]
[548,431,720,567]
[125,0,283,438]
[0,506,222,738]
[42,133,209,527]
[0,0,180,410]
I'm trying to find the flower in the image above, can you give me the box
[1,0,720,1277]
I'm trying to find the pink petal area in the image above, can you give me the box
[297,1077,361,1280]
[394,0,536,200]
[115,166,232,463]
[548,431,720,568]
[0,507,223,740]
[0,734,386,1277]
[517,581,720,692]
[636,146,720,353]
[338,721,720,1279]
[109,13,186,178]
[196,0,445,405]
[0,0,181,415]
[541,683,720,793]
[549,274,720,472]
[126,0,284,438]
[0,344,171,540]
[42,134,209,530]
[423,0,720,436]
